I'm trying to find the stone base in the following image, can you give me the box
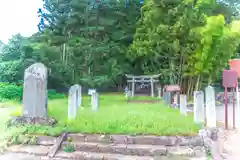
[7,116,57,127]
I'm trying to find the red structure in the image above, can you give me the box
[222,69,238,129]
[229,59,240,77]
[164,85,180,107]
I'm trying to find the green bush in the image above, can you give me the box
[48,89,66,100]
[0,83,65,101]
[0,83,23,100]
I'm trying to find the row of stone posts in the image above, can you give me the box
[165,86,217,127]
[68,85,99,120]
[192,86,216,127]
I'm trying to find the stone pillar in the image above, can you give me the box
[205,86,216,127]
[194,91,205,124]
[150,77,154,97]
[163,91,171,105]
[180,94,187,115]
[91,92,99,111]
[132,77,135,97]
[158,87,162,98]
[23,63,48,117]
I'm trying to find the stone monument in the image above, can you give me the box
[22,63,48,117]
[193,91,205,124]
[68,84,82,119]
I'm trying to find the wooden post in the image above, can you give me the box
[233,88,236,129]
[236,82,240,129]
[224,87,228,129]
[151,77,154,97]
[132,76,135,97]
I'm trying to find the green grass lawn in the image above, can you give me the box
[127,95,160,100]
[0,103,22,147]
[0,100,20,108]
[0,108,11,137]
[10,94,199,136]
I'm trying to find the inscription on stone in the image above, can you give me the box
[23,63,48,117]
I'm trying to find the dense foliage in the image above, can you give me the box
[0,83,65,101]
[0,0,239,95]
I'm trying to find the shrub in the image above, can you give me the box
[63,143,75,153]
[0,83,23,100]
[48,89,66,100]
[0,83,65,101]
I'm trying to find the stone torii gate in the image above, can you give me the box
[125,74,160,97]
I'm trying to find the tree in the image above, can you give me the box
[0,0,239,94]
[129,0,240,95]
[38,0,141,88]
[128,0,206,92]
[186,15,240,90]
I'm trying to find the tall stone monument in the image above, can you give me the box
[22,63,48,117]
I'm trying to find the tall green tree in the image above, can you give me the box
[129,0,240,94]
[40,0,141,88]
[128,0,206,91]
[186,15,240,90]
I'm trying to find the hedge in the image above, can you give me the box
[0,83,65,101]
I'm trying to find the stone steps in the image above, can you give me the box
[4,133,208,159]
[61,134,206,159]
[55,151,154,160]
[54,151,208,160]
[54,151,207,160]
[67,134,201,146]
[7,145,50,156]
[62,141,199,157]
[5,144,206,160]
[0,152,206,160]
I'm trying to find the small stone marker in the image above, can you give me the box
[124,87,129,98]
[127,91,132,98]
[68,84,81,119]
[163,92,171,105]
[157,87,162,98]
[91,92,99,111]
[77,85,82,107]
[193,91,205,124]
[180,94,187,115]
[172,93,179,108]
[88,89,96,95]
[205,86,216,127]
[163,92,166,102]
[22,63,48,117]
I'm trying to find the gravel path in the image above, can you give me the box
[206,104,240,159]
[219,130,240,160]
